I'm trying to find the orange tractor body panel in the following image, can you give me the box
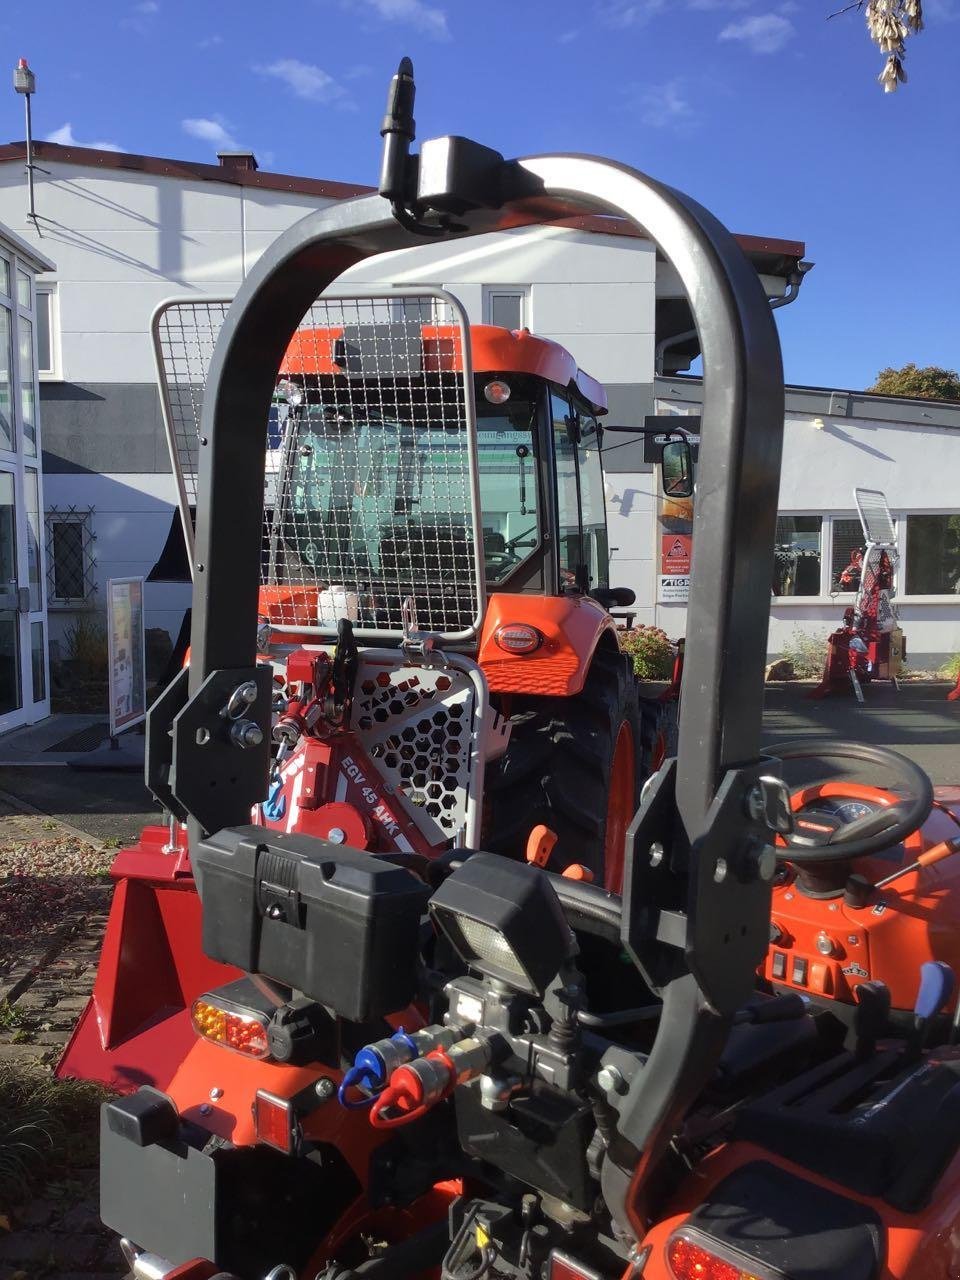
[766,783,960,1011]
[636,1138,960,1279]
[280,323,608,415]
[477,592,619,696]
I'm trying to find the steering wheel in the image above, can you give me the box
[773,740,934,862]
[484,550,522,577]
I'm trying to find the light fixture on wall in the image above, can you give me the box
[811,417,825,431]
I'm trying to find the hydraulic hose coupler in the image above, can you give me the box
[369,1036,493,1129]
[338,1025,463,1109]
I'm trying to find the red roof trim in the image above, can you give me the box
[0,142,804,260]
[0,141,372,201]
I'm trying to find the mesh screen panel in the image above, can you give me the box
[855,488,897,547]
[153,292,484,640]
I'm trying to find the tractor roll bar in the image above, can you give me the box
[166,120,785,1239]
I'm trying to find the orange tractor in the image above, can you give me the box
[69,59,960,1280]
[60,273,676,1092]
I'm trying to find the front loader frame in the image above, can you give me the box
[153,125,786,1238]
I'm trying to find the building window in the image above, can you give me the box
[905,515,960,595]
[484,288,527,332]
[35,289,57,378]
[831,517,866,592]
[45,507,97,605]
[773,515,822,597]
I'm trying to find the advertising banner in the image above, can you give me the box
[107,577,147,736]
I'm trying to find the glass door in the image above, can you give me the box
[0,250,50,736]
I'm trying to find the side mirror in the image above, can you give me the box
[661,439,694,498]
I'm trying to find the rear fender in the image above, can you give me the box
[478,593,618,697]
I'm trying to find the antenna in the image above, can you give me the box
[13,58,39,225]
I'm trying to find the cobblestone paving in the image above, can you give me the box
[0,800,124,1278]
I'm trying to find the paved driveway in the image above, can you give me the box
[761,680,959,787]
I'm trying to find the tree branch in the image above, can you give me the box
[826,0,865,18]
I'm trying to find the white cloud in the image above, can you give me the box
[256,59,350,105]
[350,0,450,39]
[558,28,580,43]
[687,0,752,9]
[45,122,122,151]
[631,79,696,129]
[198,34,224,49]
[598,0,665,27]
[718,12,794,52]
[135,1,159,11]
[181,117,243,152]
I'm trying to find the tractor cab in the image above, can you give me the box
[263,320,624,638]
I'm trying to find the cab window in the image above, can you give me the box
[551,392,609,592]
[551,393,582,590]
[578,413,609,590]
[476,400,540,584]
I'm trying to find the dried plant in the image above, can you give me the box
[829,0,924,92]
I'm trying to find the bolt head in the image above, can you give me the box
[597,1064,627,1095]
[327,827,346,844]
[315,1077,336,1100]
[199,1103,212,1115]
[649,842,664,867]
[209,1087,223,1101]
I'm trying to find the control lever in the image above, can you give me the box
[853,980,891,1061]
[733,993,807,1026]
[910,961,955,1055]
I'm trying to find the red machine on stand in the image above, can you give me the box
[811,487,905,702]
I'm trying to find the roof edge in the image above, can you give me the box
[0,140,374,201]
[655,373,960,429]
[0,142,805,262]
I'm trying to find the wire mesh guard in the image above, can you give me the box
[153,292,484,640]
[855,488,897,548]
[352,657,477,845]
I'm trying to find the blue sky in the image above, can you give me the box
[3,0,958,389]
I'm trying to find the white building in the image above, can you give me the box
[5,138,954,671]
[654,377,960,666]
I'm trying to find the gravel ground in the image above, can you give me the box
[0,800,123,1278]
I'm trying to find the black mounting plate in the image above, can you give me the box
[144,666,190,821]
[169,666,273,835]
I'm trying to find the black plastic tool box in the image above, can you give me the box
[195,826,430,1021]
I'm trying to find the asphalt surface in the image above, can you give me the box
[0,682,954,842]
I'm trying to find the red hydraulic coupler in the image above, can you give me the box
[369,1036,494,1129]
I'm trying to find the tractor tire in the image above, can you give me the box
[484,645,664,892]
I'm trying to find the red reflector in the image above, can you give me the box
[493,623,542,655]
[254,1090,298,1154]
[667,1234,759,1280]
[549,1251,603,1280]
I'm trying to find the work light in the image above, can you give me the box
[429,854,576,997]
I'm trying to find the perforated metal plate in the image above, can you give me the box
[152,290,485,642]
[353,656,478,846]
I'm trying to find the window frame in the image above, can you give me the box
[900,510,960,601]
[482,285,530,333]
[771,511,826,601]
[45,507,98,607]
[35,285,60,381]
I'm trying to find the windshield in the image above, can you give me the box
[272,389,541,592]
[476,402,540,584]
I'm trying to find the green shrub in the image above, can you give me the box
[620,625,674,680]
[940,653,960,681]
[779,628,829,680]
[63,614,107,667]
